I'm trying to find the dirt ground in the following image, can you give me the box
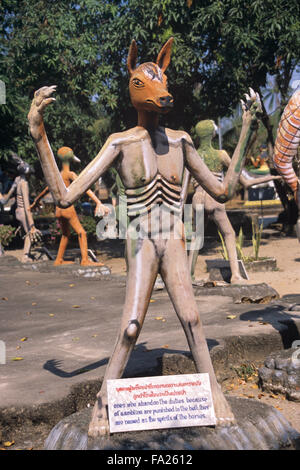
[194,232,300,298]
[2,230,300,450]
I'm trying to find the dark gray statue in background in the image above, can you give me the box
[0,154,41,262]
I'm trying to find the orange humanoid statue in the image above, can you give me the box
[31,146,108,265]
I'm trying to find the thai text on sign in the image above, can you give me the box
[107,373,216,433]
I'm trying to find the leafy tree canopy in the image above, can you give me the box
[0,0,299,187]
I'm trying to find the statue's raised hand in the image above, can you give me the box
[240,88,262,128]
[28,86,56,131]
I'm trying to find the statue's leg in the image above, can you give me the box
[188,189,208,279]
[53,217,74,265]
[68,209,104,266]
[23,232,32,263]
[88,235,160,437]
[211,204,246,284]
[16,208,32,263]
[160,236,236,426]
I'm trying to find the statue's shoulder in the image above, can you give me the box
[164,128,193,145]
[108,127,149,146]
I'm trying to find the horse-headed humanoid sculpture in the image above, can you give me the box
[28,38,262,436]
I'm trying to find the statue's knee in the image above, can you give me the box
[125,320,140,341]
[78,229,86,238]
[221,226,235,239]
[185,315,200,330]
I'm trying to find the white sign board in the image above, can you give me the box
[107,373,216,433]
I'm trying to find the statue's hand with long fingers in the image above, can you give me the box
[240,88,262,128]
[94,202,110,218]
[28,85,57,130]
[28,225,42,244]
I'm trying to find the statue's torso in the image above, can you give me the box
[60,169,73,188]
[199,147,224,174]
[115,127,185,185]
[16,176,27,208]
[193,147,224,193]
[112,126,187,216]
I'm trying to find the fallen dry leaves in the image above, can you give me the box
[3,440,14,447]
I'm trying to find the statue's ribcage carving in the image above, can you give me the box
[125,173,182,216]
[273,90,300,194]
[17,193,24,208]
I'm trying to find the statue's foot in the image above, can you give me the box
[88,398,110,438]
[212,385,236,427]
[230,275,249,285]
[21,255,32,264]
[54,260,74,265]
[80,260,105,267]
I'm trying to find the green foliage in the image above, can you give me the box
[222,108,282,157]
[77,215,97,238]
[49,214,97,245]
[48,219,62,245]
[219,223,264,262]
[234,362,257,382]
[0,224,16,247]
[0,0,299,190]
[235,226,246,262]
[218,230,229,260]
[219,227,247,262]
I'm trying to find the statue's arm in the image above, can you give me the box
[20,180,35,228]
[180,169,191,208]
[69,172,109,216]
[184,89,262,202]
[28,86,120,208]
[183,140,226,202]
[220,149,282,189]
[30,186,49,210]
[239,169,282,189]
[0,179,17,204]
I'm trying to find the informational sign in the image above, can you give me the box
[107,373,216,433]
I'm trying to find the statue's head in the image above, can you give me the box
[127,38,174,114]
[11,153,33,175]
[57,147,80,164]
[195,120,218,140]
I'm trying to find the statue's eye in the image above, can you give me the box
[132,78,144,88]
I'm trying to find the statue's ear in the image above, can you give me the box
[156,37,174,73]
[127,39,138,76]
